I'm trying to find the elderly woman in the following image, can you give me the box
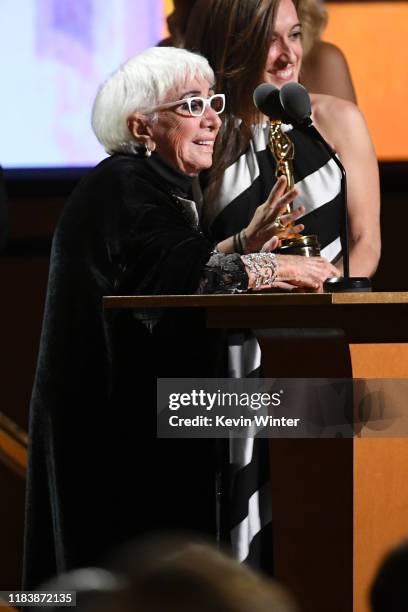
[23,46,337,590]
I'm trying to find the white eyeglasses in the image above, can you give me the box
[151,93,225,117]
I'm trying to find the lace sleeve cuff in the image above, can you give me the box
[197,252,249,294]
[241,253,278,288]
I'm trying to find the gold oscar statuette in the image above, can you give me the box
[268,120,320,256]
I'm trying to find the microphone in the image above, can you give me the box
[253,83,291,122]
[278,82,371,292]
[279,82,312,126]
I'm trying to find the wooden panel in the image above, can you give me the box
[354,438,408,612]
[209,303,408,343]
[103,292,408,309]
[271,439,353,612]
[0,429,27,478]
[0,601,16,611]
[351,344,408,611]
[103,292,332,309]
[105,292,408,612]
[0,410,28,477]
[0,599,17,610]
[332,292,408,304]
[104,293,408,340]
[350,344,408,378]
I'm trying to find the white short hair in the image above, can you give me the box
[91,47,214,155]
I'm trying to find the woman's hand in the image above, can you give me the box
[242,252,340,292]
[275,254,340,291]
[244,176,305,253]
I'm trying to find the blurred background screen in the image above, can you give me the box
[1,0,406,171]
[0,0,165,170]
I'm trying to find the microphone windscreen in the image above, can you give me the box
[279,82,312,124]
[253,83,285,120]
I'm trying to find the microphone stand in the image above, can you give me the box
[298,120,371,292]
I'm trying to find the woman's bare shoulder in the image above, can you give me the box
[310,93,368,148]
[311,92,361,125]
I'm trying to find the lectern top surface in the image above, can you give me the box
[103,291,408,309]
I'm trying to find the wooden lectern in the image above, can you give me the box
[104,291,408,612]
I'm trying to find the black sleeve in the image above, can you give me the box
[114,174,215,296]
[197,252,248,294]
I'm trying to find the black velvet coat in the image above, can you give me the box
[24,154,227,588]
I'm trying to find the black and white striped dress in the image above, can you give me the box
[209,122,343,261]
[208,122,343,572]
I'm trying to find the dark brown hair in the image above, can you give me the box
[184,0,299,203]
[167,0,199,46]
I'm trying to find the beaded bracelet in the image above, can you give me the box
[233,229,247,255]
[233,232,240,254]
